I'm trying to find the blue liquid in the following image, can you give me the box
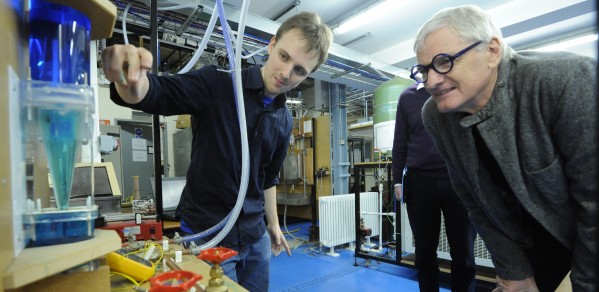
[38,108,81,210]
[28,211,95,247]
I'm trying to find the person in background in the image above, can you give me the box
[411,5,597,291]
[392,83,476,291]
[101,12,333,292]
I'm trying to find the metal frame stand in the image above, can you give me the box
[352,161,410,268]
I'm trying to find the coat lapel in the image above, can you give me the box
[473,73,529,207]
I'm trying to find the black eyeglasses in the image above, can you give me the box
[410,41,483,83]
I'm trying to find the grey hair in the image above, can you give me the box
[413,5,512,64]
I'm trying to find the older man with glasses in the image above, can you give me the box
[412,5,597,292]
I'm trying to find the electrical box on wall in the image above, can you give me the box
[300,117,312,134]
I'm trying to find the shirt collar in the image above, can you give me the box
[244,64,288,109]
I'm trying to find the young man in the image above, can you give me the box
[102,12,333,292]
[411,5,597,291]
[392,83,476,291]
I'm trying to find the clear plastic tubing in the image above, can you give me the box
[180,0,251,249]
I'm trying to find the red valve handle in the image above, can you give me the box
[149,270,203,292]
[197,247,238,264]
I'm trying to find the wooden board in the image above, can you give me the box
[47,0,117,40]
[11,265,111,292]
[305,147,314,185]
[4,230,121,289]
[0,1,27,290]
[314,115,332,197]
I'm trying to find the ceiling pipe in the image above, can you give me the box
[341,32,371,46]
[272,0,301,22]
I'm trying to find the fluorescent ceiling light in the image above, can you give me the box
[333,0,397,35]
[533,34,598,52]
[286,100,302,104]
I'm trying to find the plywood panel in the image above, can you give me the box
[4,230,121,289]
[304,148,314,185]
[11,265,111,292]
[0,2,26,291]
[47,0,117,40]
[314,115,332,198]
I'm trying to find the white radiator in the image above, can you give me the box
[400,204,494,268]
[318,192,380,256]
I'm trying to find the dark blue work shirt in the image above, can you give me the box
[110,65,292,248]
[391,83,448,185]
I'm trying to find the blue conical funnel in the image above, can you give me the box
[38,108,82,210]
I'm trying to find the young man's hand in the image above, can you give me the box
[101,44,153,104]
[268,225,291,256]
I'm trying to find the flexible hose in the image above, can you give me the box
[177,3,219,74]
[180,0,251,250]
[241,45,268,59]
[175,213,230,244]
[117,1,245,244]
[122,2,132,45]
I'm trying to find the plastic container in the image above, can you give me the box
[23,197,98,247]
[24,80,94,210]
[29,0,91,85]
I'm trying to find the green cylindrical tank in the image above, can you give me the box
[373,77,414,124]
[372,77,414,152]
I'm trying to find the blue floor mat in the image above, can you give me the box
[269,220,452,292]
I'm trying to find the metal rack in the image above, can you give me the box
[352,161,410,268]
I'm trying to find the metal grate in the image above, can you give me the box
[401,205,494,267]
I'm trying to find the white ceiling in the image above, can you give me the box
[110,0,596,124]
[115,0,596,94]
[219,0,597,73]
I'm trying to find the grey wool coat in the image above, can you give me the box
[422,50,597,291]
